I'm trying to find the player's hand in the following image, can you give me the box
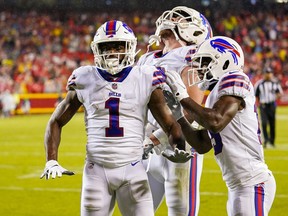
[142,137,154,160]
[162,148,194,163]
[40,160,75,180]
[163,90,184,121]
[165,71,189,101]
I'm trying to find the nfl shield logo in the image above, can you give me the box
[112,83,118,90]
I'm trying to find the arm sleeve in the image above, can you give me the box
[217,71,251,99]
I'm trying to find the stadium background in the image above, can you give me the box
[0,1,287,215]
[0,0,287,114]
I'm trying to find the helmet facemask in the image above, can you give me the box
[189,55,218,90]
[188,36,245,90]
[92,41,135,75]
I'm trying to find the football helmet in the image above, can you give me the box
[149,6,213,46]
[189,36,245,90]
[91,20,137,75]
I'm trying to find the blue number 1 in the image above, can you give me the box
[105,98,124,137]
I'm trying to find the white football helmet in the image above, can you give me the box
[149,6,213,47]
[91,20,137,75]
[189,36,245,90]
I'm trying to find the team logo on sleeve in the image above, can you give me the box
[210,38,241,65]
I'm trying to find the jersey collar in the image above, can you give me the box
[97,67,133,82]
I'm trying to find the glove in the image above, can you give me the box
[163,90,184,121]
[165,71,189,101]
[40,160,74,180]
[142,137,154,160]
[162,148,194,163]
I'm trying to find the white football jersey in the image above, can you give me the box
[67,65,166,168]
[206,70,271,189]
[137,45,197,127]
[138,46,197,74]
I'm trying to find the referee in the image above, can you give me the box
[254,67,283,148]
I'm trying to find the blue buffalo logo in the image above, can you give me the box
[200,14,213,40]
[210,38,240,65]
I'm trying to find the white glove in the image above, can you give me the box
[165,71,189,102]
[162,148,194,163]
[152,129,169,155]
[40,160,74,180]
[143,131,169,157]
[142,137,154,160]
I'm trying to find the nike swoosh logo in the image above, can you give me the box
[131,161,140,166]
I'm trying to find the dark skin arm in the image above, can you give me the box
[147,68,203,146]
[148,88,185,150]
[44,90,82,161]
[178,95,245,154]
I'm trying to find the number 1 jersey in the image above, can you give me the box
[67,65,166,168]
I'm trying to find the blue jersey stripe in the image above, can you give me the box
[219,81,250,91]
[152,68,166,86]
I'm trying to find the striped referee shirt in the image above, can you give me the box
[254,78,283,104]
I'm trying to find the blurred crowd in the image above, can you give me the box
[0,7,287,116]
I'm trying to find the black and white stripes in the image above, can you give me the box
[254,79,283,104]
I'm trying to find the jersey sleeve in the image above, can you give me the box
[136,52,155,66]
[152,67,166,89]
[276,81,283,94]
[66,66,94,103]
[184,46,197,64]
[217,71,251,99]
[66,66,91,91]
[179,46,197,75]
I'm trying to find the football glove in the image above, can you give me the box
[162,148,194,163]
[163,90,184,121]
[165,71,189,102]
[142,137,154,160]
[40,160,74,180]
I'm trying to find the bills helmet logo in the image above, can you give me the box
[210,38,241,65]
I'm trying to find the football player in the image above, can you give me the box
[40,20,188,216]
[137,6,213,216]
[165,36,276,216]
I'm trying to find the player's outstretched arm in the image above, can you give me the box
[41,90,82,179]
[165,70,242,132]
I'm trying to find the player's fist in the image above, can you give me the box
[40,160,74,180]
